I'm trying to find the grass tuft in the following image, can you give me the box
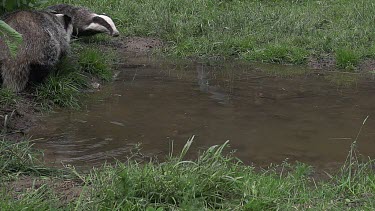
[335,48,360,70]
[35,56,85,109]
[0,139,53,179]
[0,88,17,107]
[78,46,113,81]
[0,184,60,210]
[34,43,115,109]
[243,45,309,64]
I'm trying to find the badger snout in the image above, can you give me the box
[112,30,120,37]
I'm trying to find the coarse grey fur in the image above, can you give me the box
[0,10,73,92]
[47,4,119,37]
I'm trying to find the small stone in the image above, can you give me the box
[91,82,101,89]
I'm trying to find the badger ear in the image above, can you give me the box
[55,14,72,30]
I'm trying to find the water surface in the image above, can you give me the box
[30,57,375,168]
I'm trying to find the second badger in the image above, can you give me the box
[0,10,73,92]
[47,4,120,37]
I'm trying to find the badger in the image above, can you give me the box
[0,10,73,92]
[47,4,119,37]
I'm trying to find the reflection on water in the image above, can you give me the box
[197,64,230,104]
[30,57,375,168]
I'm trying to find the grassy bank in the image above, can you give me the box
[45,0,375,70]
[1,139,374,210]
[35,41,116,109]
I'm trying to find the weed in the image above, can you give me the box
[35,56,85,109]
[0,88,17,107]
[34,43,114,109]
[335,48,360,70]
[244,45,309,64]
[78,46,113,81]
[0,139,52,179]
[78,34,112,44]
[0,185,60,210]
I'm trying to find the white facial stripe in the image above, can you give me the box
[54,14,65,23]
[55,14,64,18]
[97,14,119,34]
[66,24,73,42]
[85,23,109,33]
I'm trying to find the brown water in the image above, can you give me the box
[30,56,375,168]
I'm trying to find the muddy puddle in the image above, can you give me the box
[29,56,375,169]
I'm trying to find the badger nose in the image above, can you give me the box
[112,31,120,37]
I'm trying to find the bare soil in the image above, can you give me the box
[118,36,164,54]
[308,55,375,72]
[308,55,336,70]
[0,93,41,141]
[5,175,83,205]
[359,59,375,72]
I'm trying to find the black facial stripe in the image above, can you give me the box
[92,16,113,34]
[63,15,72,31]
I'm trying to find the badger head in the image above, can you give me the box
[54,13,74,42]
[84,14,120,37]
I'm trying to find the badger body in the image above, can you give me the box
[0,10,73,92]
[47,4,119,37]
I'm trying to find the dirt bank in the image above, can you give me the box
[308,56,375,72]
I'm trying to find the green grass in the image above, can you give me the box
[44,0,375,69]
[0,139,57,180]
[35,56,84,109]
[35,73,83,109]
[34,43,114,109]
[0,88,17,107]
[335,48,361,71]
[78,46,114,81]
[0,138,374,210]
[1,185,60,211]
